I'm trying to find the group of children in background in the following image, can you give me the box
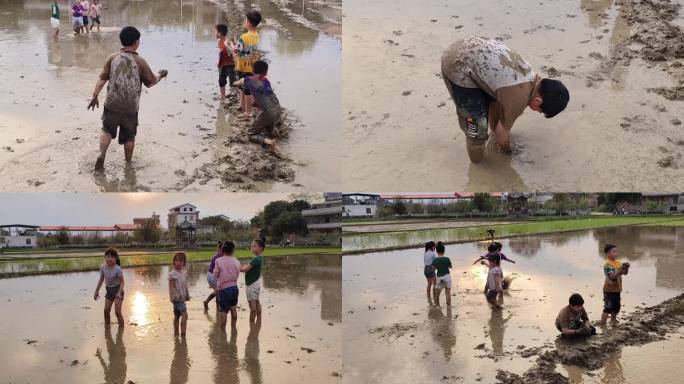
[421,238,631,337]
[50,0,102,40]
[93,238,265,336]
[215,11,283,155]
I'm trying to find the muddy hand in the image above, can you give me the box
[94,291,99,300]
[87,97,99,110]
[158,69,168,80]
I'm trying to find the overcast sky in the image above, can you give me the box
[0,193,293,227]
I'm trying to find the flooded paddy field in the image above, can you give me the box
[343,0,684,191]
[0,0,341,192]
[0,254,342,383]
[343,226,684,383]
[342,219,514,234]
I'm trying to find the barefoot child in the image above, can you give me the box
[423,241,437,297]
[89,0,102,33]
[213,241,241,329]
[230,10,262,117]
[232,60,282,154]
[88,26,168,171]
[215,24,236,101]
[50,1,60,41]
[432,242,453,307]
[241,238,265,324]
[600,244,630,326]
[169,252,190,336]
[94,247,125,326]
[204,241,223,310]
[556,293,596,336]
[486,254,503,308]
[71,1,84,35]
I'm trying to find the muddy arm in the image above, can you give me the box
[241,263,253,273]
[94,274,104,300]
[116,274,124,299]
[169,279,176,301]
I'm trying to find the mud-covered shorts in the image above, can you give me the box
[172,301,187,316]
[219,65,236,88]
[424,265,436,279]
[102,107,138,145]
[443,75,492,143]
[249,108,281,136]
[105,284,124,301]
[237,71,253,96]
[218,286,239,313]
[603,292,621,314]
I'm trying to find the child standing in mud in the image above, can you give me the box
[215,24,236,101]
[230,10,262,118]
[88,0,102,33]
[432,242,453,307]
[204,241,223,310]
[169,252,190,336]
[94,247,125,326]
[241,238,265,324]
[556,293,596,336]
[88,26,168,171]
[600,244,630,326]
[232,60,282,155]
[213,241,241,329]
[423,241,437,297]
[486,254,503,309]
[50,1,60,41]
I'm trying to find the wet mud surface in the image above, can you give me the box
[343,226,684,383]
[343,0,684,191]
[0,254,342,383]
[0,0,341,192]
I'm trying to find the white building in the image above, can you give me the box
[342,193,380,217]
[0,224,39,248]
[168,203,199,230]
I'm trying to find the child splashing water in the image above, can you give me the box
[94,247,125,326]
[169,252,190,336]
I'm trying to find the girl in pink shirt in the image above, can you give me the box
[213,241,241,329]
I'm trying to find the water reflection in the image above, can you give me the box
[130,291,150,327]
[244,321,263,384]
[488,309,512,356]
[208,323,240,384]
[96,326,127,384]
[427,305,457,361]
[170,337,191,384]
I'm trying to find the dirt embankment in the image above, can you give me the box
[495,292,684,384]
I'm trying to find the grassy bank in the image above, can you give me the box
[343,215,683,254]
[0,247,340,278]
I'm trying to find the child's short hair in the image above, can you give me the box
[246,10,262,27]
[105,247,121,266]
[253,238,266,249]
[173,252,187,265]
[119,26,141,47]
[253,60,268,75]
[604,244,617,254]
[569,293,584,306]
[494,242,503,251]
[216,24,228,37]
[436,241,445,254]
[487,243,497,253]
[222,240,236,254]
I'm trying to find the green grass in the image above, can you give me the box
[0,247,340,277]
[343,215,683,253]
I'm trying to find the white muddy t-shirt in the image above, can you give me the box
[424,250,436,267]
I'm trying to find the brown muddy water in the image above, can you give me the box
[0,254,342,383]
[343,0,684,191]
[342,226,684,383]
[0,0,341,192]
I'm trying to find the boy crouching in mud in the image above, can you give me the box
[94,247,125,326]
[232,60,282,155]
[556,293,596,337]
[169,252,190,336]
[88,26,168,171]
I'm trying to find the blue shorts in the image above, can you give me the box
[82,15,89,25]
[173,301,187,316]
[218,286,239,313]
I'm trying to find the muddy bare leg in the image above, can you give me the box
[104,299,113,325]
[114,297,124,326]
[174,315,180,335]
[204,292,216,310]
[180,312,187,335]
[230,307,238,328]
[434,287,441,306]
[218,311,227,329]
[123,140,135,162]
[445,288,452,307]
[96,132,112,170]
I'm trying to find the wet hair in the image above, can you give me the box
[217,240,224,250]
[489,253,501,265]
[105,247,121,266]
[119,26,141,47]
[216,24,228,37]
[604,244,617,254]
[569,293,584,306]
[173,252,187,265]
[253,238,266,249]
[494,242,503,251]
[487,243,498,253]
[424,241,435,252]
[246,10,262,27]
[253,60,268,75]
[222,240,236,255]
[538,79,569,118]
[436,241,445,254]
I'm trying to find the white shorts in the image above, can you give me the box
[436,274,452,290]
[72,16,83,27]
[246,280,261,301]
[51,17,60,29]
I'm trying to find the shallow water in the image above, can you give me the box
[342,219,513,234]
[0,254,342,383]
[342,227,684,383]
[342,0,684,191]
[0,0,341,192]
